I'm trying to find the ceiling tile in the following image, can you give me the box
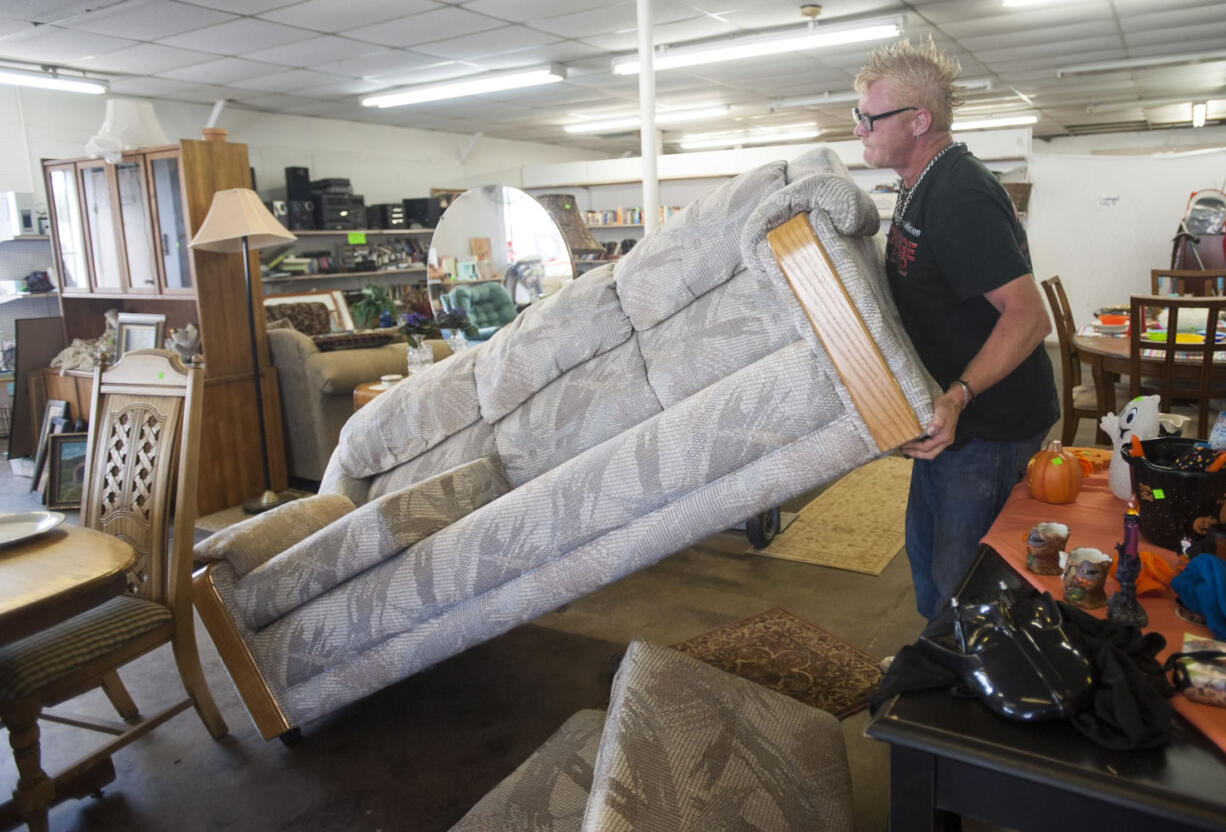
[0,18,37,38]
[160,17,317,55]
[0,0,129,24]
[341,7,504,48]
[0,26,136,63]
[158,56,283,85]
[243,35,385,67]
[56,0,235,39]
[413,25,560,60]
[464,0,610,21]
[172,0,288,11]
[957,21,1114,53]
[1124,22,1226,49]
[1119,3,1226,31]
[258,0,436,32]
[75,42,216,74]
[162,82,242,103]
[363,61,480,87]
[580,15,737,52]
[292,77,386,97]
[314,49,439,79]
[229,68,354,93]
[105,76,193,96]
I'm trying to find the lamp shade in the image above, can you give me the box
[189,188,297,252]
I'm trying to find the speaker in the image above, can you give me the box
[285,166,311,202]
[264,200,288,223]
[367,203,406,229]
[287,199,315,230]
[314,193,353,230]
[402,197,442,228]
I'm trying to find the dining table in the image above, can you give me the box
[1073,332,1226,436]
[0,522,136,647]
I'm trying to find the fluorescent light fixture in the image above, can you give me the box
[951,114,1038,131]
[564,105,730,134]
[361,64,564,108]
[769,78,993,112]
[0,66,106,95]
[611,18,900,75]
[1193,102,1208,128]
[1056,49,1226,78]
[1002,0,1062,6]
[678,124,820,150]
[1086,95,1225,114]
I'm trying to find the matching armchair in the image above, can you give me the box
[440,282,518,340]
[266,327,451,482]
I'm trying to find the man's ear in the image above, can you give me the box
[913,108,933,136]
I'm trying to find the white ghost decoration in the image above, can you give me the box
[1101,394,1161,500]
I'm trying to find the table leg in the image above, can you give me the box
[889,744,962,832]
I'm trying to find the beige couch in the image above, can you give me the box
[266,328,452,481]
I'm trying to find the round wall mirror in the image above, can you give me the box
[428,185,575,310]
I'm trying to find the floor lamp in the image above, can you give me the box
[189,188,296,513]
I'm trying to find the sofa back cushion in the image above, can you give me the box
[264,302,333,336]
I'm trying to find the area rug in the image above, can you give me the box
[754,454,910,575]
[672,608,882,718]
[194,490,315,534]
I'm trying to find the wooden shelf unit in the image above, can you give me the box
[42,138,287,514]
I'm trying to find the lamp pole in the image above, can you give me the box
[241,234,279,513]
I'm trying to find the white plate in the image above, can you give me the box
[1095,323,1128,334]
[0,511,65,548]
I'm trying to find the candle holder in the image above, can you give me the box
[1107,501,1149,628]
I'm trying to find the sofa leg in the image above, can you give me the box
[277,727,302,747]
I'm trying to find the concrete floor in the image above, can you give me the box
[0,343,1094,832]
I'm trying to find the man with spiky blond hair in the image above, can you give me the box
[854,39,1057,619]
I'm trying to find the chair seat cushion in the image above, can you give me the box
[0,595,171,699]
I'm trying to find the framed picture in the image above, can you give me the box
[29,399,68,493]
[116,312,166,359]
[46,432,89,510]
[263,290,355,331]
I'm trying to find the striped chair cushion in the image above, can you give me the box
[0,595,171,699]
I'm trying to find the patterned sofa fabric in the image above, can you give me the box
[264,301,332,336]
[197,146,938,736]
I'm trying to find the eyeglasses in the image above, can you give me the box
[851,105,918,132]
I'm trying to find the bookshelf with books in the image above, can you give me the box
[261,227,433,298]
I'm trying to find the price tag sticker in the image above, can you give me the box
[1050,457,1063,465]
[1153,488,1165,500]
[347,232,367,245]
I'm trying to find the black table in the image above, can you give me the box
[866,546,1226,832]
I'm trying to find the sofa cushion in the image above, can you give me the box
[583,640,854,832]
[194,493,355,577]
[264,302,332,336]
[236,456,512,632]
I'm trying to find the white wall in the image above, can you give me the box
[0,87,607,213]
[1027,144,1226,328]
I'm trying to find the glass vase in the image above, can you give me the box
[445,331,469,354]
[406,341,434,376]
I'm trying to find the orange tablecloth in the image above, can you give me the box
[981,470,1226,753]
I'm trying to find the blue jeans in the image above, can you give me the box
[905,432,1046,620]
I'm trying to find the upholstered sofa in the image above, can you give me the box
[193,146,939,741]
[265,329,452,481]
[450,639,854,832]
[440,281,518,339]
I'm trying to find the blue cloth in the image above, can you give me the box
[1171,554,1226,640]
[905,432,1046,620]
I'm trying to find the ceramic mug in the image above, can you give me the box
[1062,547,1113,610]
[1026,521,1069,576]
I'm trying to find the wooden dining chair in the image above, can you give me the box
[1129,295,1226,439]
[0,350,226,831]
[1150,268,1226,297]
[1041,275,1104,444]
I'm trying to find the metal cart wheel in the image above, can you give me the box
[745,506,781,549]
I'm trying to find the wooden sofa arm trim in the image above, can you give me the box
[767,214,922,452]
[193,562,291,740]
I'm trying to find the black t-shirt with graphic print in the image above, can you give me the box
[885,144,1057,447]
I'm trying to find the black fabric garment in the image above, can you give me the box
[885,144,1058,449]
[871,590,1174,750]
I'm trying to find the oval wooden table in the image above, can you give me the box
[1072,333,1226,436]
[0,524,135,647]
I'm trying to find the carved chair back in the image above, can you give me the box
[81,349,203,609]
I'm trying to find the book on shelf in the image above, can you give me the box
[583,205,682,226]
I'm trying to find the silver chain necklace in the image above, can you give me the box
[892,141,964,226]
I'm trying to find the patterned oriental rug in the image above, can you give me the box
[673,608,883,718]
[754,454,911,575]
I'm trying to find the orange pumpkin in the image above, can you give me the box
[1027,440,1083,504]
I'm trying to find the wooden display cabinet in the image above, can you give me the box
[43,138,286,515]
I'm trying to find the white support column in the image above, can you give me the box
[636,0,659,234]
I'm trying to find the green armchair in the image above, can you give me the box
[440,282,517,340]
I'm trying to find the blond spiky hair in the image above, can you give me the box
[854,37,964,131]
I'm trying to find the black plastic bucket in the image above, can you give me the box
[1125,437,1226,549]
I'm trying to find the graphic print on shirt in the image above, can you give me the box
[887,223,919,278]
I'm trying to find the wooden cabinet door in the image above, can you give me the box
[145,150,195,295]
[77,160,126,293]
[43,162,90,294]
